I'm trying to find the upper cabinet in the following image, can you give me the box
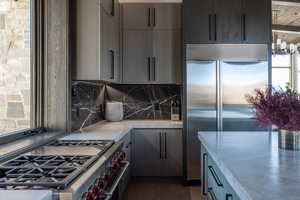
[122,3,181,30]
[183,0,271,44]
[122,3,182,84]
[73,0,120,82]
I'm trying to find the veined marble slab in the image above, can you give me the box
[198,131,300,200]
[63,120,183,141]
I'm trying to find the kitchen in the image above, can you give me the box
[1,0,300,199]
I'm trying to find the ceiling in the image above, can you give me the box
[273,0,300,43]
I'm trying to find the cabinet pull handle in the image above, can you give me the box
[208,165,223,187]
[159,132,162,159]
[226,194,233,200]
[208,188,217,200]
[209,14,212,41]
[110,50,114,79]
[202,153,207,196]
[214,14,217,41]
[242,14,246,41]
[148,8,151,27]
[152,57,156,81]
[164,132,167,159]
[147,57,151,81]
[153,8,156,27]
[111,0,115,16]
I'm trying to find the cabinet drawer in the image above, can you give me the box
[206,153,239,200]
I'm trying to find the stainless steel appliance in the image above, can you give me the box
[0,140,129,200]
[185,44,269,182]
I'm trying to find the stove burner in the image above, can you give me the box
[0,155,94,189]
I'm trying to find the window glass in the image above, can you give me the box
[0,0,31,135]
[272,54,291,89]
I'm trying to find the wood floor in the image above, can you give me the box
[123,177,201,200]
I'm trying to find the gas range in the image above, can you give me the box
[0,139,128,200]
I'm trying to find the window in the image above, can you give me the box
[0,0,34,136]
[272,54,291,89]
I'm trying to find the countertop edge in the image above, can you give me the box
[198,132,253,200]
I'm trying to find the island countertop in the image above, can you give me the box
[198,131,300,200]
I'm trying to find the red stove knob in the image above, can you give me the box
[121,152,126,159]
[112,163,119,169]
[92,187,98,196]
[103,174,109,181]
[98,179,107,189]
[86,192,96,200]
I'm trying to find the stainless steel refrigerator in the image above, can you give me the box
[184,44,269,182]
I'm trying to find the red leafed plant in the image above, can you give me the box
[246,86,300,131]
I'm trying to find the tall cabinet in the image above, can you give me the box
[183,0,271,44]
[122,3,182,84]
[73,0,120,83]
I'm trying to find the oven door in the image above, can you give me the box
[101,161,130,200]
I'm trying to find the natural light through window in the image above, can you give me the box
[272,54,291,89]
[0,0,31,135]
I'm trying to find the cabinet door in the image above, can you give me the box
[74,0,100,80]
[100,6,114,81]
[215,0,242,43]
[123,30,153,84]
[242,0,271,44]
[100,0,114,16]
[132,129,161,176]
[122,4,153,30]
[153,30,182,84]
[153,4,182,30]
[162,129,183,176]
[183,0,214,44]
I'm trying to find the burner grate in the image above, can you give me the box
[0,155,94,189]
[47,140,113,148]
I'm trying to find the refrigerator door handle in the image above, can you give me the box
[216,60,223,131]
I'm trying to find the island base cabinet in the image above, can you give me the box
[132,129,182,177]
[202,144,240,200]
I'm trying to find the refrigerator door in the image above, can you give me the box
[186,60,217,180]
[220,61,269,131]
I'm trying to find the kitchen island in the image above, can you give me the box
[198,131,300,200]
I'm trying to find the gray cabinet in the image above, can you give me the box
[73,0,120,82]
[132,129,182,177]
[242,0,271,44]
[123,30,153,84]
[153,30,181,84]
[216,0,242,43]
[183,0,271,44]
[184,0,214,44]
[201,144,240,200]
[122,3,181,30]
[122,3,182,84]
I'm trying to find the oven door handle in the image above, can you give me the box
[104,161,130,198]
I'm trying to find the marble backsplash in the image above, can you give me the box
[71,81,181,131]
[71,81,106,131]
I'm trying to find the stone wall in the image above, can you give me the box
[0,0,31,134]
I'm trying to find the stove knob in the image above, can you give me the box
[120,152,126,159]
[86,192,96,200]
[97,180,105,188]
[93,186,100,195]
[113,163,120,170]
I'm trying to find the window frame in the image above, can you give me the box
[0,0,44,143]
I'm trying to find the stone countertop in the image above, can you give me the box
[198,131,300,200]
[0,131,64,162]
[62,120,183,141]
[0,191,52,200]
